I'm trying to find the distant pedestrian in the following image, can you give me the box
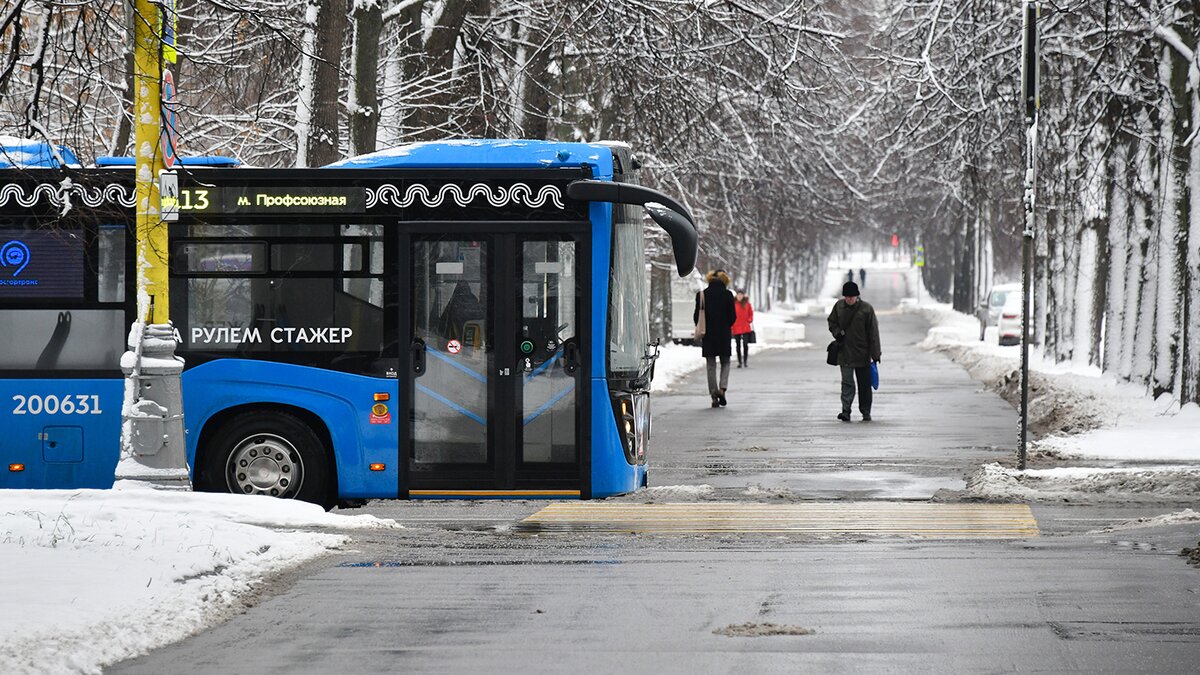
[732,288,754,368]
[858,268,867,287]
[827,281,881,422]
[847,269,855,284]
[694,269,736,408]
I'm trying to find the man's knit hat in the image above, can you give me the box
[842,281,860,297]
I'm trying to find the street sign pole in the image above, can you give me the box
[1018,1,1040,471]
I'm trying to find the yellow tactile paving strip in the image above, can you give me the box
[520,502,1040,538]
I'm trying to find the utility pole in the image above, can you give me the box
[119,0,189,487]
[1018,1,1040,471]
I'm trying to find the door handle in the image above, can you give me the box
[563,339,580,375]
[411,338,426,376]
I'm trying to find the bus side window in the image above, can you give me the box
[98,225,125,303]
[0,309,124,370]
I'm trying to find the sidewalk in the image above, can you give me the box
[647,300,1013,500]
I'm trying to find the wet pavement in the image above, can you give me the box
[113,270,1200,673]
[647,268,1010,500]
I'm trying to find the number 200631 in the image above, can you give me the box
[11,395,103,415]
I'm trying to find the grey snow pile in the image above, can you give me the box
[964,463,1200,504]
[903,299,1200,505]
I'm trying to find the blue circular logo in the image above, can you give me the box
[1,240,30,276]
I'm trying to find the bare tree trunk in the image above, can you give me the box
[305,0,348,166]
[350,1,383,156]
[1184,52,1200,402]
[1104,131,1130,374]
[1153,45,1185,397]
[521,21,551,140]
[411,0,473,140]
[112,4,136,155]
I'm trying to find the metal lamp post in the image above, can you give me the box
[1018,1,1040,470]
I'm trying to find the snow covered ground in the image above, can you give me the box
[903,293,1200,506]
[0,484,398,674]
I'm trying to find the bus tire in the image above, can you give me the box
[197,411,332,508]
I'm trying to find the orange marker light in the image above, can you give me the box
[369,463,386,472]
[373,393,390,402]
[9,463,25,472]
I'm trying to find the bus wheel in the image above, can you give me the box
[199,412,331,507]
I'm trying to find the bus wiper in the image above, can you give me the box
[636,339,661,386]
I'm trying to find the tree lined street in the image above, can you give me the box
[3,2,1200,671]
[112,269,1200,673]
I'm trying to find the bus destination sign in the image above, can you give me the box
[167,186,365,215]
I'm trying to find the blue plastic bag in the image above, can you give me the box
[870,362,879,390]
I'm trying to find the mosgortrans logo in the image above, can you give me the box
[0,240,38,286]
[2,240,31,277]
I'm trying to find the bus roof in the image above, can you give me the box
[94,156,241,168]
[327,139,615,179]
[0,136,82,168]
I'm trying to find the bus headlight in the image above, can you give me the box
[633,393,650,463]
[611,393,650,466]
[611,394,637,464]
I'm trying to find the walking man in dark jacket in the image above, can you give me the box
[827,281,881,421]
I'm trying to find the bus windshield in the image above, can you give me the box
[609,201,650,381]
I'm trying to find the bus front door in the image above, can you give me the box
[406,233,585,496]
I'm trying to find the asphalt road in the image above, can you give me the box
[649,271,1011,500]
[113,270,1200,674]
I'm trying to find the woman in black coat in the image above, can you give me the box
[693,269,737,407]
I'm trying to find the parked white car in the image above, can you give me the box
[670,270,706,344]
[977,282,1021,341]
[996,291,1033,346]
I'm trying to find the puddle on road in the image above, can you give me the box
[775,470,962,499]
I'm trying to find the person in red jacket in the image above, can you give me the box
[732,288,754,368]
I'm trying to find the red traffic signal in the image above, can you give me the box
[891,233,899,247]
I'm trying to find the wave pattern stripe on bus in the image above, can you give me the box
[365,183,564,210]
[0,182,136,208]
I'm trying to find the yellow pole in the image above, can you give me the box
[122,0,188,484]
[132,0,167,323]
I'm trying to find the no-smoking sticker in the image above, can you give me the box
[446,339,462,354]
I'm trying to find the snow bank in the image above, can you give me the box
[1038,402,1200,462]
[904,300,1200,464]
[964,463,1200,504]
[0,487,398,674]
[650,308,810,393]
[650,343,706,393]
[1087,509,1200,533]
[905,291,1200,507]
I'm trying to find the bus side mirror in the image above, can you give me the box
[565,179,698,277]
[645,202,696,277]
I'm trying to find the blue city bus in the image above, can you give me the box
[0,140,697,505]
[0,142,128,490]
